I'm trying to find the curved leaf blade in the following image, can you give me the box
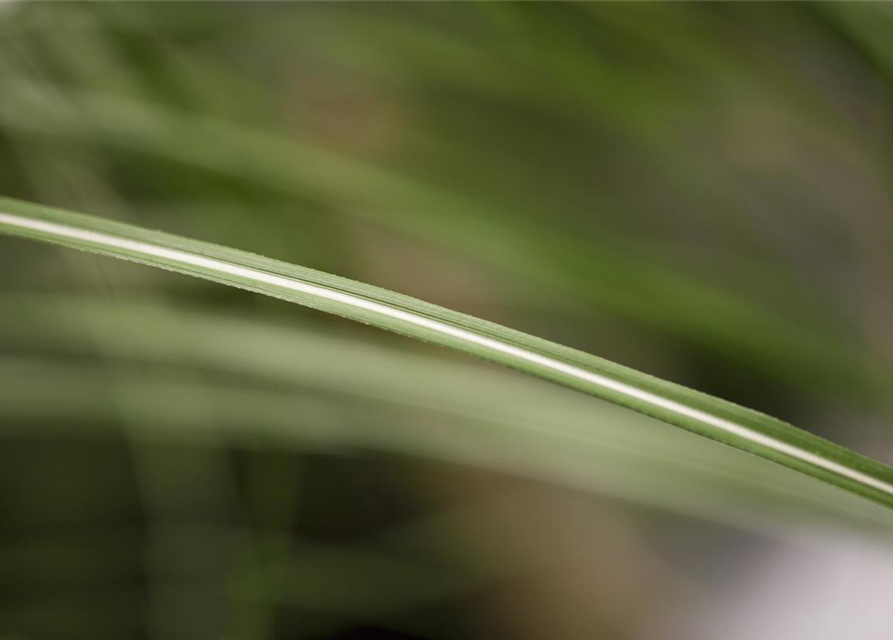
[1,195,893,511]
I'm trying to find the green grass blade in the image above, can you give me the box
[2,194,893,511]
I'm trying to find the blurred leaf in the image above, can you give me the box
[0,84,887,402]
[3,295,893,534]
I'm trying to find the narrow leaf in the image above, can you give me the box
[2,195,893,511]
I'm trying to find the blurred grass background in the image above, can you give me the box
[2,2,893,639]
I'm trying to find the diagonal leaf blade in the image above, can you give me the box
[2,194,893,511]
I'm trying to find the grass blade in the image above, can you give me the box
[2,194,893,511]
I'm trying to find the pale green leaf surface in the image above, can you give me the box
[3,295,893,532]
[2,195,893,511]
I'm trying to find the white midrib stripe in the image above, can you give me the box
[2,210,891,498]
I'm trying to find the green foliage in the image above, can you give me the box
[2,195,893,512]
[3,3,893,639]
